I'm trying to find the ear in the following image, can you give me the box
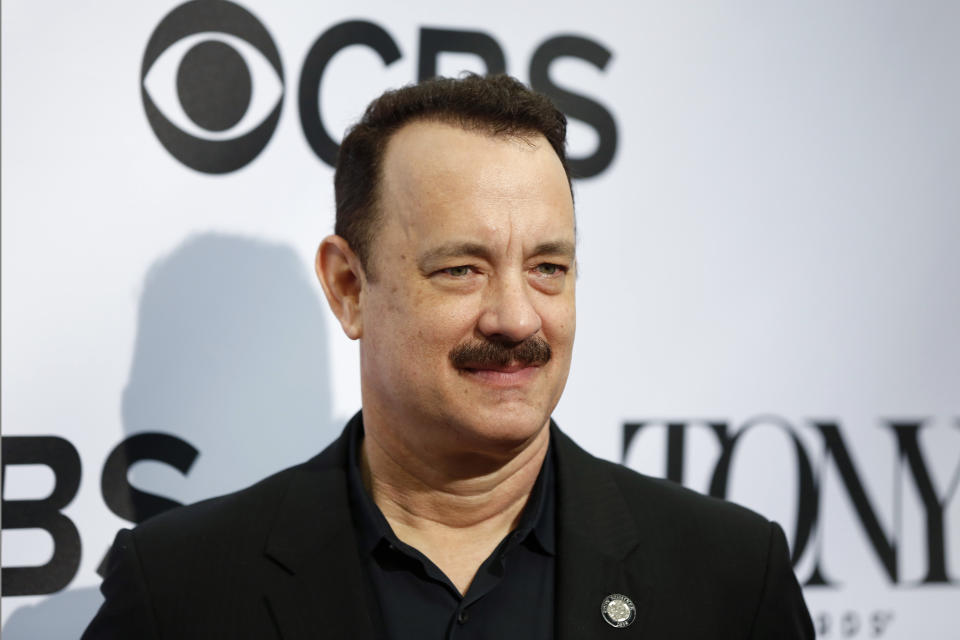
[316,235,365,340]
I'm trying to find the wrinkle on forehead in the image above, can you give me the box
[386,122,562,194]
[379,120,574,252]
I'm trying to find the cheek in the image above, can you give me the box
[387,290,480,360]
[364,287,418,358]
[539,296,576,345]
[411,285,483,333]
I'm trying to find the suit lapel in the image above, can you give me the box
[553,426,656,638]
[262,422,378,640]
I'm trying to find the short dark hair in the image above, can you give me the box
[334,73,570,272]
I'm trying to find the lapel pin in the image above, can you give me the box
[601,593,637,628]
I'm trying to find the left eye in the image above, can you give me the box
[535,263,563,275]
[443,266,472,277]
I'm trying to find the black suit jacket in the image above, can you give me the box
[83,417,813,639]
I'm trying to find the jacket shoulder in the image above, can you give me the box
[127,429,348,557]
[553,425,771,535]
[85,427,356,639]
[604,456,772,533]
[131,462,297,548]
[552,425,776,564]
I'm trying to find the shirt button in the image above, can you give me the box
[457,609,469,624]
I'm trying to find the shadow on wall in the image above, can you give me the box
[3,232,338,639]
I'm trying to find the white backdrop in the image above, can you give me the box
[2,1,958,638]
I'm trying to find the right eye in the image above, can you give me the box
[441,266,472,277]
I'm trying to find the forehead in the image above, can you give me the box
[377,120,575,251]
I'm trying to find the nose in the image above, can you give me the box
[477,274,542,343]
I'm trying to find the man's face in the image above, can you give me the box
[357,120,576,452]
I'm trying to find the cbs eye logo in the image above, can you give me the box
[141,0,283,174]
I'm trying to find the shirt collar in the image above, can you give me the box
[345,414,556,557]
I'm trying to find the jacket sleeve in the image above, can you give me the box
[81,528,161,640]
[748,522,815,640]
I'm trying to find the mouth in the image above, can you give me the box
[459,361,542,387]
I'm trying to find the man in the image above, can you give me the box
[84,74,813,638]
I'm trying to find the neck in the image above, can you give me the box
[359,410,550,593]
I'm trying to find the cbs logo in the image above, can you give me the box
[142,0,618,176]
[141,0,284,174]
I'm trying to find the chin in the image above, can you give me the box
[448,406,552,450]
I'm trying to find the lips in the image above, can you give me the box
[459,362,542,387]
[461,360,540,375]
[464,361,531,373]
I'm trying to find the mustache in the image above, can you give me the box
[449,336,552,369]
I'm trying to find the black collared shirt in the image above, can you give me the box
[346,419,556,639]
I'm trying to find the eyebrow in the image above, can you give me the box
[531,240,576,260]
[417,239,576,272]
[417,242,493,272]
